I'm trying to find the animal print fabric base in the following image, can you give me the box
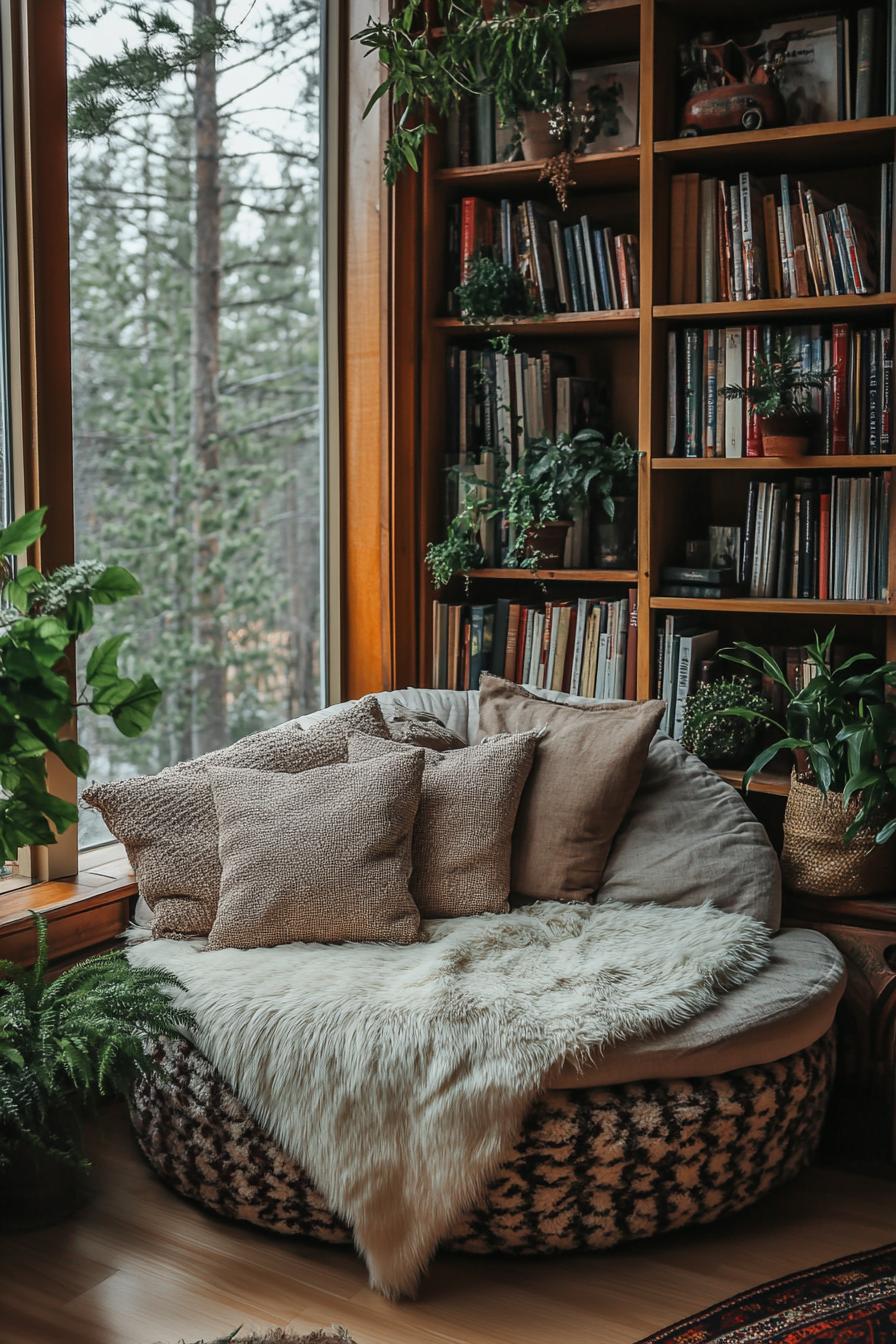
[130,1031,834,1255]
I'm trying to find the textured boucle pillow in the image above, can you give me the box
[476,674,665,903]
[348,729,539,917]
[206,752,425,949]
[83,696,390,939]
[385,705,466,751]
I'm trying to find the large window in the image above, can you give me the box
[67,1,324,844]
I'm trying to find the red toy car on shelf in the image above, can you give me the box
[680,80,785,136]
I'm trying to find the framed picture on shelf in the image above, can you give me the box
[758,14,841,123]
[570,60,639,154]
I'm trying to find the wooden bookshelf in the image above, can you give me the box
[402,0,896,792]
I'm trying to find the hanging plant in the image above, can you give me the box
[353,0,582,185]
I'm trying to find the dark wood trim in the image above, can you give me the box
[0,863,137,965]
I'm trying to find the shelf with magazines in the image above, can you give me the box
[402,0,896,757]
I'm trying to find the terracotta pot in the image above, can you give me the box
[781,773,896,898]
[760,411,811,457]
[519,110,557,162]
[526,519,572,567]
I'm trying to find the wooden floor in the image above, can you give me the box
[1,1106,893,1344]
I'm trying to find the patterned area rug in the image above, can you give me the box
[179,1331,355,1344]
[635,1242,896,1343]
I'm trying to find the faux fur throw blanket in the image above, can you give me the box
[127,900,770,1299]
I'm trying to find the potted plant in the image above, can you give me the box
[455,253,534,325]
[426,427,636,583]
[720,631,896,897]
[352,0,581,183]
[0,507,161,864]
[0,913,191,1229]
[720,331,833,457]
[681,676,772,768]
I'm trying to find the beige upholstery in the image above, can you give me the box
[548,927,845,1088]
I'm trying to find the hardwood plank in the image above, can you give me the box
[656,294,896,320]
[650,596,894,615]
[434,146,639,192]
[463,567,638,582]
[653,455,896,471]
[433,311,640,336]
[655,116,896,170]
[0,1106,893,1344]
[714,766,791,797]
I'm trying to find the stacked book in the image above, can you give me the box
[654,617,719,742]
[448,196,639,314]
[667,322,893,457]
[669,172,880,304]
[432,593,638,698]
[740,472,891,600]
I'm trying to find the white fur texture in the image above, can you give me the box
[127,900,770,1298]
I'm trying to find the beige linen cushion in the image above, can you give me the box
[476,674,665,903]
[205,751,425,950]
[83,697,390,939]
[348,729,539,918]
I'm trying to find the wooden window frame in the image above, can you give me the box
[0,0,403,959]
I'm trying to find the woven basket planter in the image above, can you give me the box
[130,1031,834,1257]
[782,773,895,898]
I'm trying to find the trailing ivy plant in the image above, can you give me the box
[353,0,582,184]
[0,507,161,863]
[720,629,896,844]
[0,914,191,1171]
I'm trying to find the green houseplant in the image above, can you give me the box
[454,253,534,325]
[352,0,581,184]
[0,914,191,1229]
[426,427,636,585]
[681,676,772,768]
[720,631,896,897]
[720,331,833,457]
[0,507,161,865]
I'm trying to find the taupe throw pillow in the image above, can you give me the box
[83,697,390,939]
[348,729,538,918]
[205,752,425,950]
[476,674,665,903]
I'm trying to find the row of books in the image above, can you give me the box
[431,594,638,699]
[670,172,879,305]
[655,618,718,742]
[739,473,891,601]
[667,323,893,458]
[448,197,639,315]
[442,62,640,167]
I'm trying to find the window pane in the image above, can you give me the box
[67,1,324,846]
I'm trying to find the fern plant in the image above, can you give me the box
[0,914,192,1172]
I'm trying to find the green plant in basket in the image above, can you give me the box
[454,253,534,325]
[681,676,772,768]
[719,630,896,845]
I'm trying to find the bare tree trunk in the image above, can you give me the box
[190,0,227,754]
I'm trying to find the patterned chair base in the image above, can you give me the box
[130,1031,834,1255]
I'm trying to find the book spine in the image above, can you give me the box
[615,235,631,308]
[729,183,745,302]
[624,590,637,701]
[831,323,849,453]
[745,326,763,456]
[780,175,797,295]
[579,216,600,310]
[667,330,680,456]
[856,8,876,120]
[882,327,893,451]
[700,177,718,303]
[742,478,758,584]
[593,229,611,310]
[703,327,717,457]
[683,328,702,457]
[548,219,570,311]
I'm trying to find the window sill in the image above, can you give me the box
[0,851,137,965]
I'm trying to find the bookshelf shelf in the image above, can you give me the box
[714,766,791,797]
[433,311,639,336]
[463,568,638,583]
[655,295,896,321]
[406,0,896,748]
[652,455,896,471]
[650,597,893,616]
[435,147,640,192]
[654,117,896,170]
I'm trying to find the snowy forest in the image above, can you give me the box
[68,1,322,840]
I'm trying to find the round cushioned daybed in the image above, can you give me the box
[130,687,846,1257]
